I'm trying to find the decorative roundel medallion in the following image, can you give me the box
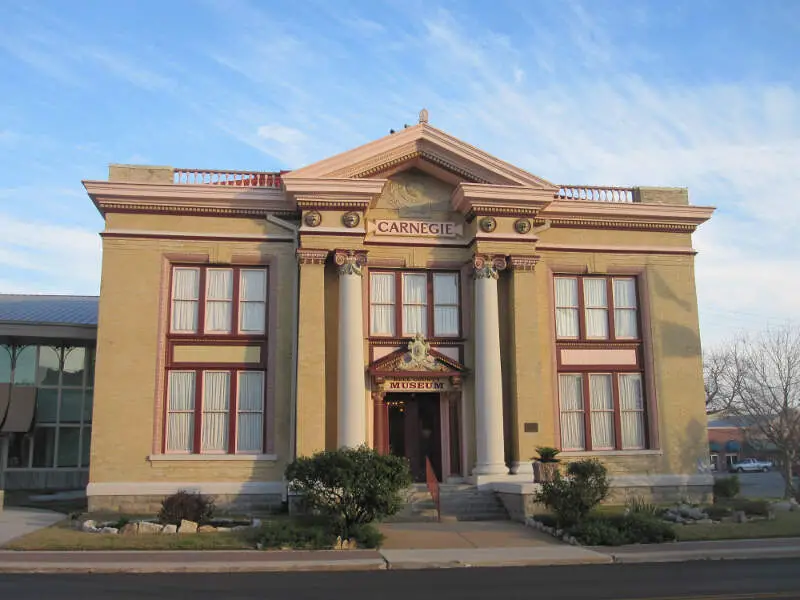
[304,210,322,227]
[479,216,497,233]
[342,211,361,228]
[514,218,532,234]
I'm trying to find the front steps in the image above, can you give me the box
[388,483,509,522]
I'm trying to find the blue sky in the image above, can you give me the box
[0,0,798,345]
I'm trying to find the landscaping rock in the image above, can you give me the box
[81,520,98,533]
[733,510,748,524]
[178,519,198,534]
[99,527,119,534]
[695,518,713,525]
[197,525,218,533]
[334,536,357,550]
[772,501,793,512]
[662,511,680,523]
[161,524,178,534]
[678,506,707,520]
[232,525,250,532]
[217,527,232,533]
[251,518,262,528]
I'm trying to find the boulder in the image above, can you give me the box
[662,511,680,523]
[197,525,218,533]
[771,501,793,512]
[99,527,119,534]
[161,524,178,534]
[733,510,748,524]
[216,527,232,533]
[139,521,164,534]
[81,520,98,533]
[251,518,262,528]
[695,518,714,525]
[678,506,707,520]
[178,519,198,534]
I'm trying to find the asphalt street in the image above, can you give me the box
[3,559,800,599]
[715,470,796,499]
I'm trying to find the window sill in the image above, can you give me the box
[148,454,278,462]
[559,450,662,457]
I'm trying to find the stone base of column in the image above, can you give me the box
[469,472,533,489]
[472,462,509,476]
[510,460,534,476]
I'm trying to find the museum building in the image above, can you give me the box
[74,114,714,513]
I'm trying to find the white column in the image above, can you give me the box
[472,254,508,476]
[335,250,367,447]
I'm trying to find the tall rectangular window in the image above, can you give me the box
[589,374,615,450]
[201,371,230,452]
[583,278,609,339]
[555,277,579,338]
[205,269,233,333]
[239,269,267,333]
[166,371,195,452]
[370,273,396,336]
[559,374,585,451]
[171,268,200,333]
[237,371,265,453]
[433,273,459,336]
[402,273,428,336]
[620,373,646,449]
[613,278,638,339]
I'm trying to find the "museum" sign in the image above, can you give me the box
[386,380,448,391]
[369,220,463,238]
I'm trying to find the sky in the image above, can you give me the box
[0,0,798,346]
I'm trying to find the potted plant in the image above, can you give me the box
[532,446,561,483]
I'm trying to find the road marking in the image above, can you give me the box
[619,592,800,600]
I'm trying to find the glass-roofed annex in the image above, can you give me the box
[0,294,98,491]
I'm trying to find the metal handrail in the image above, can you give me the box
[425,456,441,522]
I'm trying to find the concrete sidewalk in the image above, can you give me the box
[0,508,64,547]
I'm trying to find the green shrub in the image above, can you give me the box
[568,514,676,546]
[625,496,659,517]
[285,445,412,537]
[730,498,771,516]
[256,518,337,550]
[705,505,733,520]
[349,523,384,549]
[533,514,559,528]
[158,491,215,525]
[534,446,561,462]
[534,459,610,527]
[713,476,740,500]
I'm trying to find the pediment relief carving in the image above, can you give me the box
[374,170,454,218]
[368,334,467,375]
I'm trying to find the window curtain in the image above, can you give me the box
[240,270,267,332]
[589,374,615,449]
[237,371,264,452]
[202,372,230,452]
[583,278,609,338]
[614,278,638,338]
[403,274,427,335]
[433,273,459,336]
[620,373,646,449]
[370,273,396,336]
[172,268,199,332]
[167,371,195,452]
[559,374,585,450]
[205,269,233,332]
[555,278,579,337]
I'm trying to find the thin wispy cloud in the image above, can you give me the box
[0,0,796,346]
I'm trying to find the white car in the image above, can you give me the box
[729,458,773,473]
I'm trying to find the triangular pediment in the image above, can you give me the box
[368,342,467,376]
[283,122,557,190]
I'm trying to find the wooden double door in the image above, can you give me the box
[386,393,442,483]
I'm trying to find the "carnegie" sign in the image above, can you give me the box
[369,220,462,238]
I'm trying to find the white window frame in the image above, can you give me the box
[204,268,234,334]
[432,272,460,338]
[238,268,268,335]
[369,271,397,337]
[200,370,231,454]
[171,267,200,334]
[612,277,639,339]
[235,370,265,454]
[401,273,428,337]
[554,276,580,339]
[165,370,196,455]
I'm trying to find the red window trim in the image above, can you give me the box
[163,366,267,455]
[558,370,648,452]
[168,264,268,340]
[368,269,462,340]
[553,274,642,343]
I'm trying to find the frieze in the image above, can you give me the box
[368,219,462,238]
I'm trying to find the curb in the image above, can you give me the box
[386,557,613,570]
[0,558,388,574]
[609,547,800,564]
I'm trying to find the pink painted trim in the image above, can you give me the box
[440,393,451,479]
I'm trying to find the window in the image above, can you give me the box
[554,275,639,340]
[2,344,94,470]
[558,372,647,451]
[369,271,461,338]
[165,368,265,454]
[170,266,268,335]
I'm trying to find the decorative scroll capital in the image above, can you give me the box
[472,254,507,280]
[296,248,329,265]
[507,255,541,272]
[334,249,367,276]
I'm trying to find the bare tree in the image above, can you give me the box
[725,325,800,499]
[704,339,747,414]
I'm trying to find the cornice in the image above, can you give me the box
[296,248,329,265]
[452,183,555,218]
[535,217,698,233]
[83,180,290,217]
[542,200,714,228]
[507,255,541,271]
[281,177,386,196]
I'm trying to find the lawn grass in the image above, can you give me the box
[3,519,257,551]
[675,511,800,542]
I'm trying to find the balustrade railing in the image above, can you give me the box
[425,456,441,522]
[556,185,636,203]
[174,169,283,188]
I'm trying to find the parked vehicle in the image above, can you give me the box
[729,457,773,473]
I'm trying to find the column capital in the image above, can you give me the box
[334,249,368,276]
[296,248,329,265]
[472,254,507,280]
[507,254,541,272]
